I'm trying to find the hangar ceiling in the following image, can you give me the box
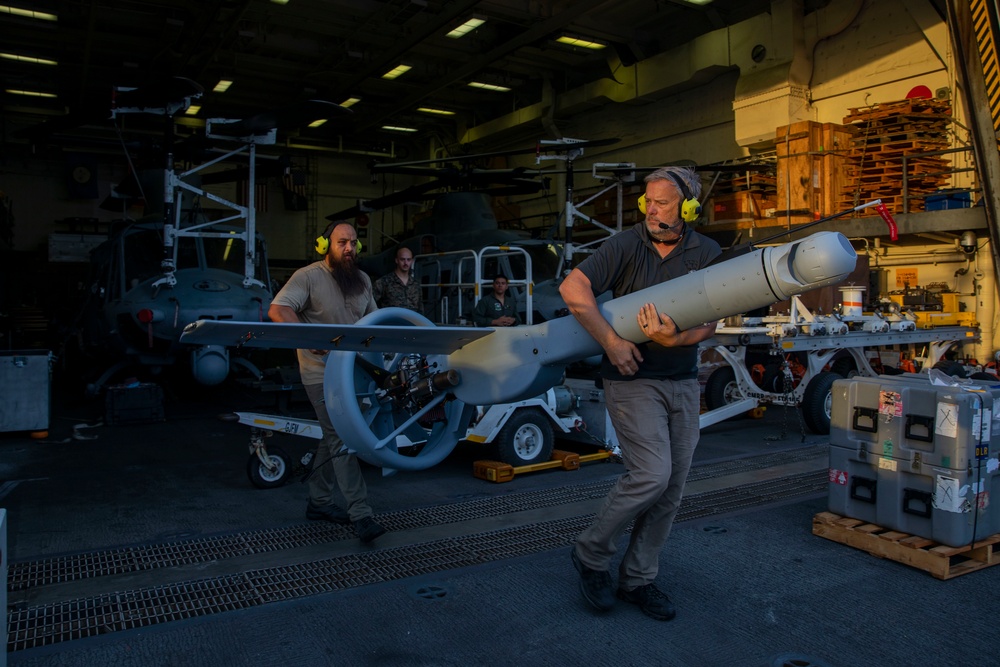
[1,0,787,159]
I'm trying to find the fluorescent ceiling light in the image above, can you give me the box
[556,35,606,50]
[684,0,714,4]
[467,81,510,92]
[446,16,485,39]
[381,64,412,80]
[213,79,233,93]
[270,0,290,5]
[5,88,57,98]
[0,5,58,21]
[185,104,201,116]
[308,118,327,128]
[382,125,418,133]
[340,97,361,108]
[0,52,57,65]
[417,107,455,116]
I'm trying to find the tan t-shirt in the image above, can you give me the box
[270,260,376,384]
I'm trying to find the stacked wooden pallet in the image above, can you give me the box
[838,97,953,213]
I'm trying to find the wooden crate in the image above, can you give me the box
[708,191,776,222]
[812,511,1000,580]
[775,121,855,224]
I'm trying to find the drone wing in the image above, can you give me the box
[181,320,494,355]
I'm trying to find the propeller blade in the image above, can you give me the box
[208,100,351,138]
[369,137,621,170]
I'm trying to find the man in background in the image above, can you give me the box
[373,246,422,311]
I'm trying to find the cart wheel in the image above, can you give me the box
[801,371,841,435]
[704,366,742,412]
[495,409,554,466]
[830,357,857,377]
[247,445,292,489]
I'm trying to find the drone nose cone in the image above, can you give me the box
[789,231,857,284]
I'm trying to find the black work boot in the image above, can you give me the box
[617,583,676,621]
[571,548,615,611]
[353,516,386,543]
[305,502,350,525]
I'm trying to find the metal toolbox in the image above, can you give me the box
[0,350,52,433]
[105,383,165,425]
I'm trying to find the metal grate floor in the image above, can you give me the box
[7,453,827,653]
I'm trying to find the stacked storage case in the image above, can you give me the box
[828,373,1000,547]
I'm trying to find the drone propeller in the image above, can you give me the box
[368,137,621,171]
[325,173,546,221]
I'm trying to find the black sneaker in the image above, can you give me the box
[305,502,350,525]
[353,516,386,543]
[617,583,676,621]
[571,549,615,611]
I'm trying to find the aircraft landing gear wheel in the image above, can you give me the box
[801,371,841,435]
[495,408,554,466]
[247,445,291,489]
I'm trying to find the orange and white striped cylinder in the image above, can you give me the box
[839,285,866,318]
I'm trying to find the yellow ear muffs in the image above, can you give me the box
[315,234,330,255]
[315,235,362,255]
[638,172,702,222]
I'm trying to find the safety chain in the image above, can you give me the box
[766,357,807,443]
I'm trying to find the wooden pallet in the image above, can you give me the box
[473,450,612,483]
[812,512,1000,580]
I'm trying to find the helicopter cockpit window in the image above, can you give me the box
[201,235,249,273]
[175,237,200,271]
[122,228,167,294]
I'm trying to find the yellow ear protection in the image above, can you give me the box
[315,226,362,255]
[637,171,702,222]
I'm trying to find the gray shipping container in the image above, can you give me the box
[828,373,1000,547]
[0,350,52,433]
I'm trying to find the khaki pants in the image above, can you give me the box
[304,383,373,521]
[575,377,700,590]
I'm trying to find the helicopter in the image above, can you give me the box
[327,138,625,325]
[64,80,350,393]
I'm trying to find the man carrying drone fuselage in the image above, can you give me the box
[560,166,720,620]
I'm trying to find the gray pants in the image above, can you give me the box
[304,382,373,521]
[575,377,700,591]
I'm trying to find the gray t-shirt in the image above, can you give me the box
[270,260,376,384]
[576,223,721,381]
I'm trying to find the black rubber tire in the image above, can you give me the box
[495,409,554,466]
[246,445,292,489]
[801,371,842,435]
[705,366,740,412]
[759,365,785,393]
[932,360,967,378]
[830,357,857,377]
